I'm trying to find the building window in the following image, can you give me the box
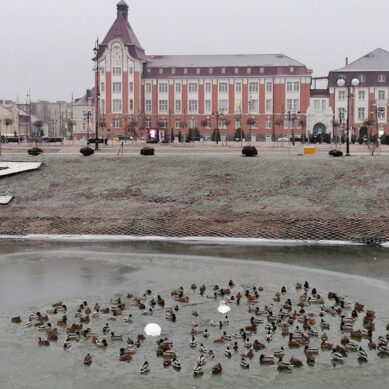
[338,90,346,100]
[221,67,226,74]
[100,82,105,92]
[158,100,168,112]
[159,68,163,75]
[146,68,151,75]
[286,99,299,111]
[175,120,181,129]
[205,99,211,113]
[145,100,152,112]
[82,122,86,130]
[260,67,264,74]
[188,119,197,129]
[218,99,228,112]
[290,66,295,73]
[218,82,228,93]
[249,99,258,113]
[358,107,365,120]
[378,106,386,120]
[145,83,152,93]
[159,83,168,93]
[188,100,198,112]
[171,68,175,75]
[249,82,259,93]
[378,89,386,100]
[101,99,105,113]
[188,83,198,93]
[358,90,365,100]
[266,119,272,129]
[378,74,386,82]
[205,119,211,129]
[286,81,293,92]
[175,83,181,93]
[113,118,122,128]
[209,68,213,74]
[339,108,346,121]
[196,68,200,74]
[129,99,134,111]
[175,100,181,112]
[247,67,251,74]
[234,67,239,74]
[129,82,134,92]
[235,82,241,93]
[100,68,105,75]
[112,67,121,75]
[184,68,188,74]
[159,119,168,128]
[314,100,320,110]
[266,82,272,92]
[145,119,151,129]
[112,99,122,113]
[293,82,299,92]
[218,119,227,129]
[129,66,133,74]
[293,99,299,111]
[359,74,365,82]
[321,100,326,110]
[205,83,211,93]
[266,99,272,112]
[234,118,241,129]
[113,82,122,93]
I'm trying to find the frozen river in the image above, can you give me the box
[0,240,388,389]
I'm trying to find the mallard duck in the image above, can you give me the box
[240,357,250,368]
[358,347,368,362]
[111,332,123,341]
[244,338,252,348]
[225,345,233,358]
[139,361,150,374]
[211,363,222,374]
[83,353,92,366]
[190,336,197,348]
[95,339,108,347]
[102,323,110,333]
[321,341,333,350]
[289,356,303,367]
[306,352,315,365]
[304,346,319,354]
[11,316,22,324]
[344,341,359,352]
[242,348,254,359]
[273,346,285,358]
[331,349,344,361]
[320,319,330,330]
[266,330,273,342]
[260,354,275,364]
[38,323,51,331]
[193,364,204,376]
[277,357,294,371]
[377,344,389,355]
[38,337,50,346]
[172,357,181,370]
[202,329,209,338]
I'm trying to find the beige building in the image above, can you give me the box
[72,89,95,140]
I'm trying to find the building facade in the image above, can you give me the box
[72,89,95,141]
[94,1,312,141]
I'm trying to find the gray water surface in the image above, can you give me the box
[0,241,389,389]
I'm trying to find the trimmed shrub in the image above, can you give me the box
[380,134,389,145]
[242,146,258,157]
[140,147,154,156]
[28,147,43,156]
[328,149,343,157]
[80,147,94,156]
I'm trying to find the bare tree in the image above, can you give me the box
[33,120,44,145]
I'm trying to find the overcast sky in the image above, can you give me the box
[2,0,389,102]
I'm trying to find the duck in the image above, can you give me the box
[307,328,318,337]
[344,341,359,352]
[358,347,368,362]
[102,323,110,333]
[119,350,132,362]
[273,347,285,358]
[190,336,197,348]
[139,361,150,374]
[240,357,250,368]
[289,356,303,367]
[11,316,22,324]
[225,345,233,358]
[331,349,344,362]
[321,341,333,350]
[172,357,181,370]
[203,329,209,338]
[242,348,254,359]
[123,314,132,323]
[207,350,215,360]
[377,344,389,355]
[193,364,204,376]
[83,353,92,366]
[304,345,319,354]
[295,282,302,290]
[211,363,222,374]
[222,331,232,341]
[305,352,315,365]
[321,332,329,342]
[253,339,266,351]
[277,357,294,371]
[110,332,123,341]
[244,338,252,348]
[38,337,50,346]
[95,339,108,348]
[38,323,51,331]
[266,330,273,342]
[320,319,330,330]
[259,354,275,364]
[197,354,206,366]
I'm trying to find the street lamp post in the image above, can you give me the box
[336,77,360,156]
[84,111,92,143]
[212,111,223,145]
[93,39,100,150]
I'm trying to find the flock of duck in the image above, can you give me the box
[11,280,389,376]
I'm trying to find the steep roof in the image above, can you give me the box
[100,2,147,61]
[333,48,389,72]
[146,54,305,68]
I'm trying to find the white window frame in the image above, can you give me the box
[113,118,122,128]
[218,82,228,93]
[266,82,272,92]
[129,99,134,112]
[358,107,365,120]
[129,82,134,93]
[145,119,151,129]
[145,100,152,112]
[159,83,168,93]
[249,99,258,113]
[175,83,181,93]
[314,100,320,110]
[249,82,259,93]
[218,99,228,112]
[112,67,121,75]
[338,90,346,100]
[378,74,386,83]
[145,83,152,93]
[266,119,272,129]
[112,82,122,93]
[293,81,299,92]
[235,82,241,93]
[175,100,181,113]
[205,99,211,113]
[188,100,198,113]
[158,99,168,112]
[377,106,386,120]
[188,83,198,93]
[286,81,293,92]
[378,89,386,100]
[205,83,212,93]
[112,99,122,113]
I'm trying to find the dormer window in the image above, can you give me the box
[159,68,163,75]
[221,67,226,74]
[378,73,386,82]
[184,68,188,74]
[247,67,251,74]
[171,68,175,75]
[209,68,213,74]
[234,67,239,74]
[196,68,200,74]
[358,74,365,82]
[290,66,295,73]
[146,68,151,75]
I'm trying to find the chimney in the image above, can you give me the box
[117,0,129,20]
[345,57,349,66]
